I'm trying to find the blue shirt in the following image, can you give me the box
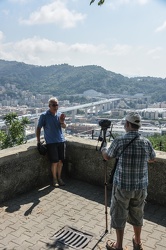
[37,110,65,144]
[107,131,156,191]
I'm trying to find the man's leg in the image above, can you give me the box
[57,160,65,186]
[56,142,65,185]
[107,186,128,249]
[132,226,144,250]
[116,229,124,249]
[57,160,63,180]
[51,162,58,180]
[51,162,60,187]
[47,143,59,185]
[106,228,126,249]
[129,190,146,250]
[133,225,142,244]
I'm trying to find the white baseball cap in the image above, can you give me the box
[125,112,141,128]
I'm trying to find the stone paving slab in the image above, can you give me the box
[0,179,166,250]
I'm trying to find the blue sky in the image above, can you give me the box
[0,0,166,78]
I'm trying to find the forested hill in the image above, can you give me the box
[0,59,166,102]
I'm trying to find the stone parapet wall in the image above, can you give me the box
[0,136,166,205]
[0,141,52,203]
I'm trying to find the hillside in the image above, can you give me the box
[0,59,166,102]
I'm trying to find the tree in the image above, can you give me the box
[90,0,105,5]
[148,134,166,152]
[0,113,30,149]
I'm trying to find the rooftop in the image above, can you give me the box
[0,178,166,250]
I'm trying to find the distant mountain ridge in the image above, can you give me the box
[0,59,166,102]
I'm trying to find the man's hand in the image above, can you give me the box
[59,113,66,124]
[101,146,107,153]
[148,159,156,163]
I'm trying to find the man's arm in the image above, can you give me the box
[36,127,41,143]
[101,147,113,161]
[148,142,156,163]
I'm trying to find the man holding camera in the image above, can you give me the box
[102,112,156,250]
[36,97,66,187]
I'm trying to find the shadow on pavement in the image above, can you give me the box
[46,240,69,249]
[62,178,112,206]
[0,185,54,215]
[62,178,166,228]
[144,201,166,227]
[1,177,165,228]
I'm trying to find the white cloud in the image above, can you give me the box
[0,36,131,65]
[70,43,107,54]
[147,47,162,55]
[0,37,105,60]
[147,47,162,60]
[110,44,131,56]
[155,21,166,32]
[0,31,5,41]
[0,35,165,77]
[19,0,86,28]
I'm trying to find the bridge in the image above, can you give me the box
[59,98,119,112]
[38,97,120,122]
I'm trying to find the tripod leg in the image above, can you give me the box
[91,163,108,250]
[92,128,109,249]
[104,164,108,233]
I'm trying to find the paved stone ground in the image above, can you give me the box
[0,178,166,250]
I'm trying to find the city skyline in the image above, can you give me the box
[0,0,166,78]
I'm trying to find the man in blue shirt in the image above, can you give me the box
[102,112,156,250]
[36,97,66,187]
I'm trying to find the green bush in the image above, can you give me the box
[148,134,166,152]
[0,113,30,149]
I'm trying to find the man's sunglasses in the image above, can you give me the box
[50,103,58,107]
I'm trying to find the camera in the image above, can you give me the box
[99,119,111,130]
[96,119,114,151]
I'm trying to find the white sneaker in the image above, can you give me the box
[53,179,59,187]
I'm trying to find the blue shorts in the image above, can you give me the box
[47,142,65,163]
[110,186,147,229]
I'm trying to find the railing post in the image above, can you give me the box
[92,129,94,139]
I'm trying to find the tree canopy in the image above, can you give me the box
[0,113,30,149]
[90,0,105,5]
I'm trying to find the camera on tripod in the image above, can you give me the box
[99,119,111,130]
[96,119,113,151]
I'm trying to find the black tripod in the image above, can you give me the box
[101,126,114,233]
[93,124,114,249]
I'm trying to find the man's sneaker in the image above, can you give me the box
[53,179,59,187]
[132,236,143,250]
[58,178,65,186]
